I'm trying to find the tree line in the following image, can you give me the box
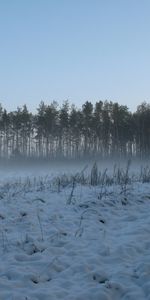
[0,100,149,160]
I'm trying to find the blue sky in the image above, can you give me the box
[0,0,150,112]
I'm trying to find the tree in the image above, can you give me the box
[82,101,94,156]
[58,101,69,157]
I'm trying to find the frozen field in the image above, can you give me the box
[0,163,150,299]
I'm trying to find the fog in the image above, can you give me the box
[0,157,149,182]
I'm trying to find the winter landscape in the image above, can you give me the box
[1,0,150,299]
[0,160,150,300]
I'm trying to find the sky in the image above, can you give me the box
[0,0,150,113]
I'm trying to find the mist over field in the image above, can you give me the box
[0,156,148,181]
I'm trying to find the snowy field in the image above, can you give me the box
[0,162,150,299]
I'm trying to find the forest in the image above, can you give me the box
[0,100,149,160]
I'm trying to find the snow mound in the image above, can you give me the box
[0,175,150,299]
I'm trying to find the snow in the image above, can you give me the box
[0,167,150,299]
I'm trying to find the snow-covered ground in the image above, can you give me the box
[0,167,150,300]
